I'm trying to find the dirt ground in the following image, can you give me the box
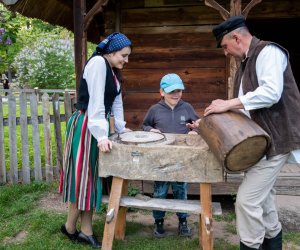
[38,191,238,245]
[39,192,300,250]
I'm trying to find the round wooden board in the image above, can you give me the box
[119,131,166,145]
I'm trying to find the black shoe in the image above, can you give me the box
[262,230,282,250]
[77,231,101,248]
[154,219,165,238]
[178,218,192,237]
[61,224,79,242]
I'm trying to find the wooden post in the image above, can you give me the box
[102,177,125,250]
[115,179,128,240]
[73,0,87,93]
[200,183,213,250]
[74,0,109,94]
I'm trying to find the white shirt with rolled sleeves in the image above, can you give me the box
[238,44,300,163]
[83,56,126,142]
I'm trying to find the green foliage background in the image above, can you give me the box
[0,3,96,89]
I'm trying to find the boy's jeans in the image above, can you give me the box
[152,181,188,220]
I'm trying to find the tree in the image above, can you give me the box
[13,36,75,89]
[0,3,22,76]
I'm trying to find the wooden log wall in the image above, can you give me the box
[103,0,300,130]
[104,0,227,129]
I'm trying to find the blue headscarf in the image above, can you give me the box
[95,32,132,55]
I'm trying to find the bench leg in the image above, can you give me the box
[102,177,125,250]
[115,179,128,240]
[200,183,213,250]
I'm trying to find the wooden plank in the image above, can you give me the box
[30,93,42,181]
[123,72,226,94]
[0,96,6,184]
[2,114,68,127]
[126,32,216,48]
[19,92,30,184]
[121,6,222,28]
[102,177,125,250]
[123,68,226,85]
[135,163,300,196]
[64,91,72,126]
[52,93,63,178]
[42,93,53,182]
[200,183,213,250]
[115,180,128,240]
[8,93,18,183]
[120,0,300,21]
[99,134,223,183]
[121,0,204,9]
[113,196,222,215]
[127,48,225,69]
[123,25,217,35]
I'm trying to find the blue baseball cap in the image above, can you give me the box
[160,73,185,93]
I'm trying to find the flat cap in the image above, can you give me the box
[212,15,246,48]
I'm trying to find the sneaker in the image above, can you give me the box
[178,219,192,237]
[154,219,166,238]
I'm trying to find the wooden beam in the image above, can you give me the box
[204,0,230,20]
[1,0,19,5]
[230,0,241,16]
[74,0,87,93]
[242,0,262,18]
[84,0,109,31]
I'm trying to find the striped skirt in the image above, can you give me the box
[59,110,102,211]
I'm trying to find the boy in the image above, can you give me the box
[142,73,199,237]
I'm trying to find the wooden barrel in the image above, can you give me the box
[198,111,271,173]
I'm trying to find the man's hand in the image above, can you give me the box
[204,98,244,116]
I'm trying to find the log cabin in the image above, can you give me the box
[2,0,300,196]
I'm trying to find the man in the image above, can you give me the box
[204,16,300,249]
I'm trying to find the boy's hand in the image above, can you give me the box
[186,119,201,129]
[150,128,161,133]
[188,131,198,135]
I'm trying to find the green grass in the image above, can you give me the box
[0,182,299,250]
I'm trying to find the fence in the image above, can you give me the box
[0,89,76,184]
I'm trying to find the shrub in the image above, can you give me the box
[13,37,75,89]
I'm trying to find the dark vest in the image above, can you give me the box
[234,36,300,157]
[75,56,121,117]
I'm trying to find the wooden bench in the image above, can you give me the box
[99,133,224,250]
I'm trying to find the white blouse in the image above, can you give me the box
[83,56,126,142]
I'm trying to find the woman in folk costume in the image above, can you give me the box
[59,32,132,248]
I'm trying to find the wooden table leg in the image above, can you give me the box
[102,177,125,250]
[115,179,128,240]
[200,183,213,250]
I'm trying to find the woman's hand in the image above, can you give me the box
[98,138,113,152]
[123,127,132,133]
